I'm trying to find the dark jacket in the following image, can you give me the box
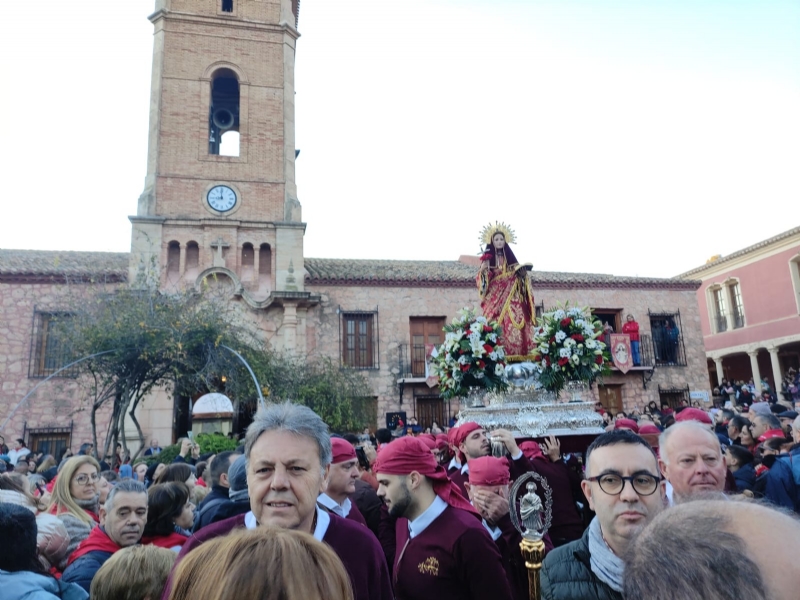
[733,463,756,492]
[541,529,622,600]
[61,549,114,593]
[192,485,231,532]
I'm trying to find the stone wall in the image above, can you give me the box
[306,281,711,424]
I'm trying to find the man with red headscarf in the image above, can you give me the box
[318,438,368,527]
[465,456,552,600]
[445,426,462,474]
[449,422,531,497]
[376,436,513,600]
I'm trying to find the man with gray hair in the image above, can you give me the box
[167,402,392,600]
[62,479,148,592]
[624,499,800,600]
[659,421,727,504]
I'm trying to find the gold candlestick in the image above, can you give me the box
[520,537,546,600]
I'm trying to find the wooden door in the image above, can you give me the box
[410,317,445,376]
[416,396,446,430]
[598,384,624,416]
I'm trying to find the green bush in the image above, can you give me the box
[145,434,238,466]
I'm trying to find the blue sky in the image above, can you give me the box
[1,1,797,277]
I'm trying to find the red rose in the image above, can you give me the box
[478,360,486,369]
[534,355,542,362]
[558,357,569,366]
[461,364,470,372]
[571,334,584,342]
[550,337,556,344]
[483,344,493,353]
[561,318,572,327]
[595,355,604,365]
[483,325,493,332]
[543,357,550,366]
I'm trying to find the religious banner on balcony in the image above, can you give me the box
[610,334,633,374]
[425,344,439,388]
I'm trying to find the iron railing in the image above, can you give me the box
[398,343,428,379]
[24,421,73,457]
[658,385,690,410]
[648,310,688,367]
[28,311,79,378]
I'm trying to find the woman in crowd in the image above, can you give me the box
[0,503,88,600]
[155,463,197,495]
[36,454,57,481]
[740,423,757,453]
[725,445,756,492]
[144,462,166,487]
[141,482,195,550]
[90,544,175,600]
[167,528,354,600]
[47,455,101,569]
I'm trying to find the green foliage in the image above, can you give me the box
[195,433,239,454]
[149,444,179,466]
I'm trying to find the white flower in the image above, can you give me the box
[555,331,567,342]
[458,355,469,365]
[572,354,580,364]
[487,333,498,343]
[553,309,566,320]
[586,339,597,349]
[496,347,505,359]
[470,321,482,333]
[475,371,485,379]
[495,364,504,376]
[559,348,571,358]
[539,345,549,355]
[489,351,498,361]
[476,316,487,325]
[564,338,576,347]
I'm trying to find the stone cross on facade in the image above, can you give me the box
[210,237,230,268]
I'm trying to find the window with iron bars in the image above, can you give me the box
[28,311,78,378]
[658,385,690,410]
[648,310,687,367]
[340,309,379,369]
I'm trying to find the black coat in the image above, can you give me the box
[193,485,231,532]
[540,529,622,600]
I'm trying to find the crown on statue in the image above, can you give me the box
[479,221,517,246]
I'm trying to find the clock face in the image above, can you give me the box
[207,185,237,212]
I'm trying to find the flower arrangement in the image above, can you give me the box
[532,304,611,395]
[430,308,508,400]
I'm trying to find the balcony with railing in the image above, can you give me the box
[397,343,429,382]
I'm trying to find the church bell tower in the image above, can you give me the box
[129,0,309,322]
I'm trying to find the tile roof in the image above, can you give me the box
[0,249,129,282]
[304,258,700,290]
[676,225,800,278]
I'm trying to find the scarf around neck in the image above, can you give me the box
[587,516,625,593]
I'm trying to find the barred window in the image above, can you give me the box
[29,312,77,378]
[340,310,379,369]
[648,310,687,367]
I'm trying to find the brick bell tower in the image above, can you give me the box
[129,0,316,352]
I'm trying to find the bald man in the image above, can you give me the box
[624,499,800,600]
[659,421,727,504]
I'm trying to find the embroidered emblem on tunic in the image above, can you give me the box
[418,556,439,576]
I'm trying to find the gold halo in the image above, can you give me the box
[480,221,516,246]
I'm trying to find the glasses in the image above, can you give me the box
[586,472,661,496]
[73,473,99,486]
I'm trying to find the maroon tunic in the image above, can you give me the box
[393,505,514,600]
[162,512,392,600]
[346,500,369,527]
[526,458,585,544]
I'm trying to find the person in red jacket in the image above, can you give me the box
[622,314,641,366]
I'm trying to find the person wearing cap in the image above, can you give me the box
[375,436,513,600]
[465,456,549,600]
[445,426,462,474]
[449,422,531,498]
[165,403,392,600]
[777,410,798,437]
[318,438,368,527]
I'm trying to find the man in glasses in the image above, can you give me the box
[541,430,666,600]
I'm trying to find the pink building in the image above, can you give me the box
[678,226,800,396]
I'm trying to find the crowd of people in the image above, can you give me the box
[2,393,800,599]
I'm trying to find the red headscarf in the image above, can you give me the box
[435,434,449,452]
[675,408,712,425]
[446,426,460,447]
[418,434,437,450]
[519,441,546,461]
[453,422,482,462]
[331,438,357,464]
[614,418,640,434]
[375,436,478,516]
[468,456,510,487]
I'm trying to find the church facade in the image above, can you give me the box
[0,0,710,454]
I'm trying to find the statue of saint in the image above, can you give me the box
[477,222,536,359]
[519,481,544,534]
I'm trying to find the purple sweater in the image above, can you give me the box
[164,512,392,600]
[393,505,514,600]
